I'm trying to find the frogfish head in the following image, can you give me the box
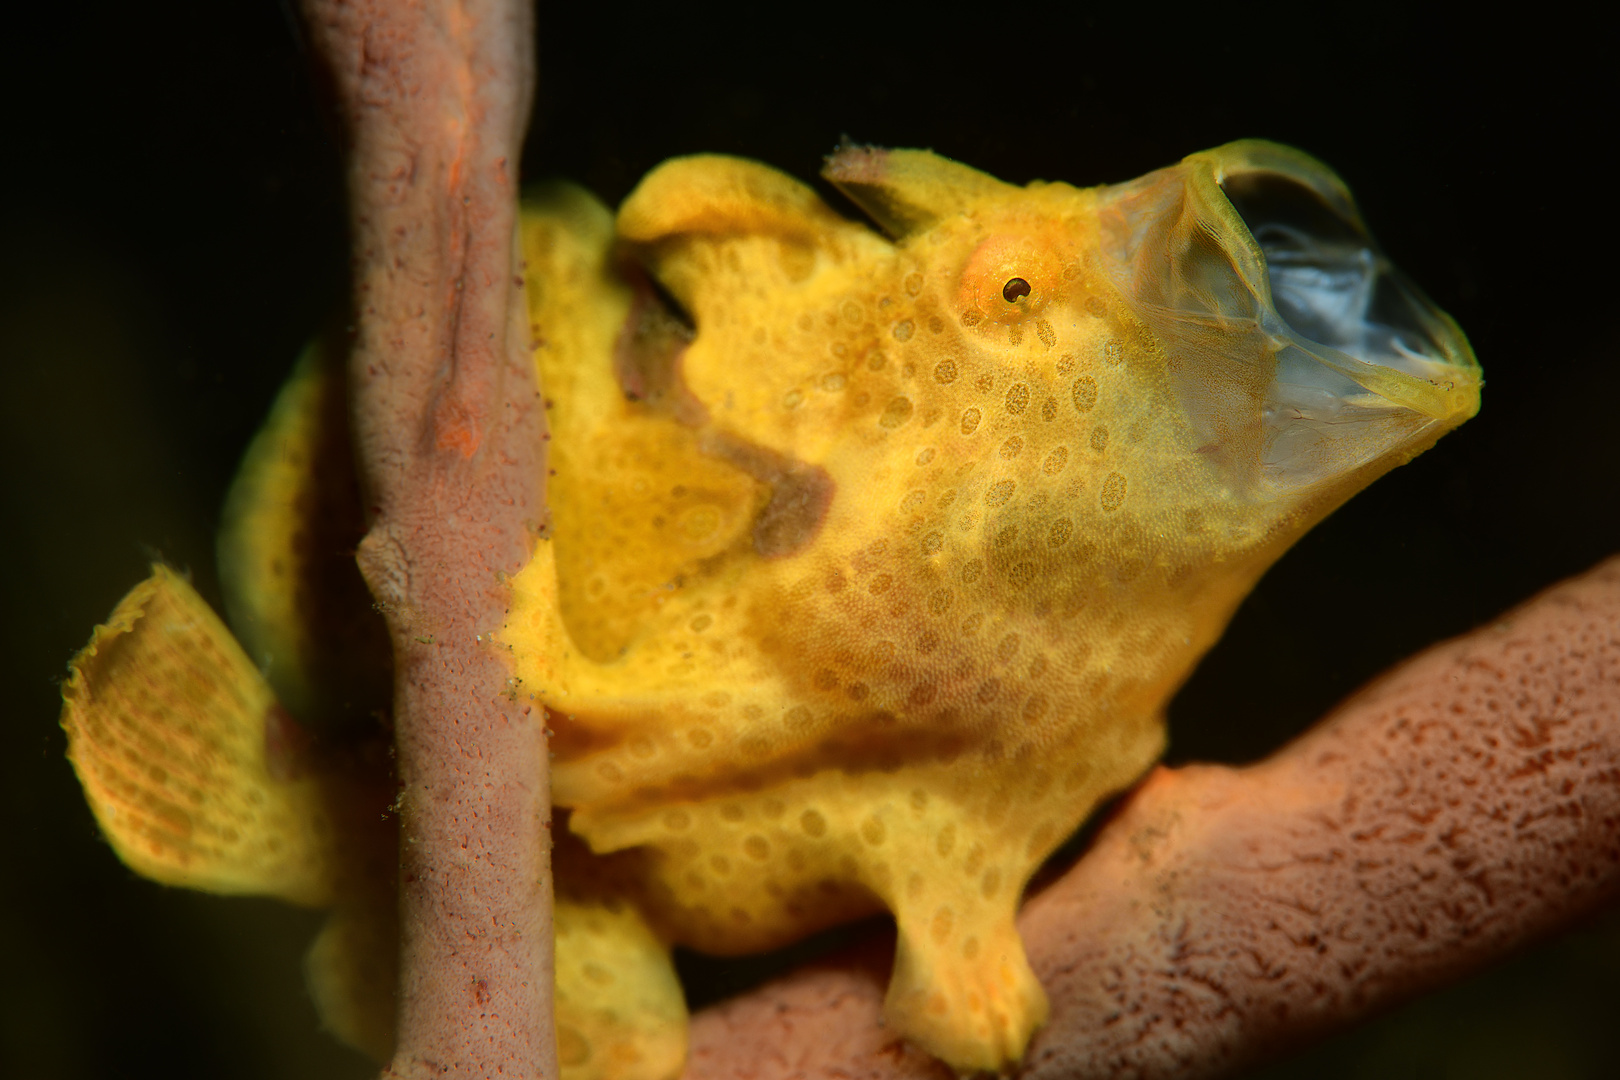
[826,141,1480,627]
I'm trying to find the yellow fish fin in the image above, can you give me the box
[216,332,391,733]
[617,153,849,249]
[554,894,687,1080]
[823,143,1021,238]
[61,566,339,906]
[306,897,398,1062]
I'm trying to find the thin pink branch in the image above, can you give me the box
[684,555,1620,1079]
[298,1,553,1076]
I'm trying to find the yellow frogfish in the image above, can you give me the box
[59,141,1479,1076]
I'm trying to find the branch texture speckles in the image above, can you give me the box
[298,1,554,1077]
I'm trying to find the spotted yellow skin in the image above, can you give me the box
[57,142,1478,1079]
[504,143,1480,1070]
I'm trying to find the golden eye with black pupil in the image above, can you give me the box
[1002,277,1031,302]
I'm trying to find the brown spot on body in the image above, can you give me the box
[612,264,706,424]
[1100,472,1128,512]
[704,434,835,559]
[1072,376,1098,412]
[880,396,915,428]
[985,481,1016,507]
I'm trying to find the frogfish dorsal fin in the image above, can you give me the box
[822,143,1018,238]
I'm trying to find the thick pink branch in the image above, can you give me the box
[299,1,552,1077]
[684,555,1620,1079]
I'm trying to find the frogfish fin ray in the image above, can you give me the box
[822,143,1021,238]
[60,566,340,906]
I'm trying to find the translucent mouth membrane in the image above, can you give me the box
[1099,141,1480,497]
[1225,171,1461,386]
[1223,155,1478,491]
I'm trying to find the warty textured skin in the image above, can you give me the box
[676,555,1620,1080]
[59,141,1480,1079]
[502,141,1480,1070]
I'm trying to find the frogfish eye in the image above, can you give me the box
[1002,277,1031,302]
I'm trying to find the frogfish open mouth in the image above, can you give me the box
[60,141,1479,1077]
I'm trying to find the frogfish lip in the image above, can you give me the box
[1098,140,1481,496]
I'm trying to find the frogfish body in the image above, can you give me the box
[60,142,1478,1077]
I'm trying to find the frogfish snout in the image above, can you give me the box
[1098,140,1480,498]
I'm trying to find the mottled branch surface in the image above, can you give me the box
[685,555,1620,1079]
[298,2,552,1077]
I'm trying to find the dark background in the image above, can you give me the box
[2,3,1614,1077]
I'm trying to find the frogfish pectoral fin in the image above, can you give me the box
[886,894,1048,1072]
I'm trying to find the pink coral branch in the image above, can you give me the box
[297,1,554,1076]
[684,555,1620,1079]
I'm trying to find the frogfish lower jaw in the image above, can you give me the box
[1097,141,1480,511]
